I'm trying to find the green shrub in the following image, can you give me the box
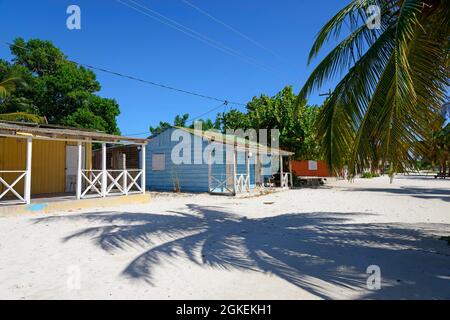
[362,172,374,178]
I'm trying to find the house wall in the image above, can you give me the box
[146,128,264,193]
[0,137,92,196]
[291,160,330,177]
[146,128,210,192]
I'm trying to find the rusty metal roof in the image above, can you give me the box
[0,121,148,144]
[174,126,294,156]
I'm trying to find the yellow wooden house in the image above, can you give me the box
[0,121,148,206]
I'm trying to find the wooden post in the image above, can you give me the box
[255,153,261,186]
[76,142,82,199]
[101,143,107,197]
[246,150,250,191]
[232,145,237,195]
[122,153,127,195]
[280,154,284,188]
[208,149,212,193]
[288,156,293,188]
[24,138,32,204]
[140,144,146,194]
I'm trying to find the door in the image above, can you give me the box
[66,145,85,193]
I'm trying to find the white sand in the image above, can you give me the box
[0,175,449,299]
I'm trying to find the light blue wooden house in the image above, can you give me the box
[145,127,293,195]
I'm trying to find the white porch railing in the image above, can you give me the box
[119,169,143,194]
[281,173,290,188]
[80,170,103,198]
[0,170,27,204]
[80,169,143,199]
[235,174,250,193]
[210,176,234,194]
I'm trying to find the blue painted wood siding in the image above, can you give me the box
[146,128,209,192]
[146,128,259,192]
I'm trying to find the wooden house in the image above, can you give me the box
[146,127,293,195]
[0,121,148,208]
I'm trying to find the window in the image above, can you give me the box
[308,160,318,171]
[152,154,165,171]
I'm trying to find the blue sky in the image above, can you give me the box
[0,0,347,136]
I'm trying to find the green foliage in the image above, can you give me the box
[361,172,380,179]
[0,112,46,124]
[0,76,22,101]
[216,86,321,159]
[300,0,449,177]
[174,113,189,127]
[187,118,219,131]
[0,38,120,134]
[151,86,321,159]
[149,121,171,135]
[423,114,450,174]
[149,113,219,135]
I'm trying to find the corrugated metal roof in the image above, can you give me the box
[0,121,148,144]
[173,126,294,156]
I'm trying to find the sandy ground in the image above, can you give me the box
[0,175,449,300]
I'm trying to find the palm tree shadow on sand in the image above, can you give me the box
[35,205,450,299]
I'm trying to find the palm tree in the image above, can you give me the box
[300,0,449,177]
[0,112,47,124]
[0,77,21,101]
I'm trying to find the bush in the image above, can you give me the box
[362,172,374,178]
[361,171,381,178]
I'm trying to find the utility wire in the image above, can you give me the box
[181,0,299,71]
[125,101,232,136]
[188,101,226,124]
[181,0,285,62]
[116,0,275,73]
[1,40,246,106]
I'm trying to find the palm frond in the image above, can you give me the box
[0,112,46,124]
[303,0,449,177]
[0,77,22,99]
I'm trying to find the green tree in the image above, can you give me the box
[0,77,20,101]
[0,112,46,123]
[0,38,120,134]
[149,121,171,135]
[187,118,219,131]
[300,0,449,176]
[150,112,218,134]
[174,113,189,127]
[424,112,450,175]
[217,86,320,159]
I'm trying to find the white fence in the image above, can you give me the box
[80,169,144,199]
[235,174,250,193]
[281,173,290,189]
[0,170,28,204]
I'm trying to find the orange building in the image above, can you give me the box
[291,160,330,177]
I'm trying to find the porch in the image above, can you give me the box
[0,121,149,211]
[207,142,294,196]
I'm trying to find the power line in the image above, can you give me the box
[188,101,226,124]
[124,101,232,136]
[1,40,246,106]
[116,0,275,73]
[181,0,299,71]
[181,0,284,61]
